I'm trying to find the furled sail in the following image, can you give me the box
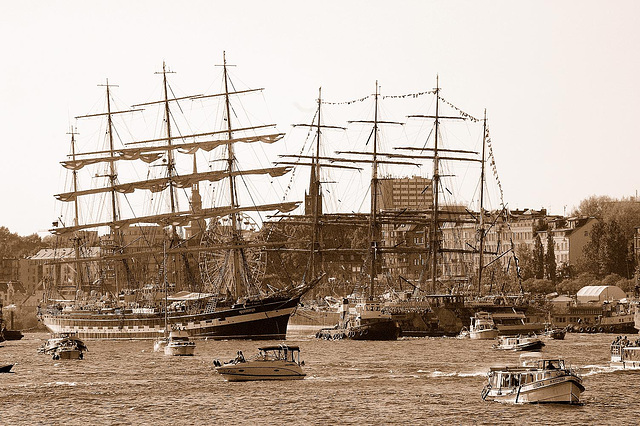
[61,133,284,170]
[55,166,292,202]
[50,200,300,235]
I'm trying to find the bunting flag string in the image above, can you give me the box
[437,95,480,122]
[485,125,505,210]
[321,95,372,105]
[280,108,319,203]
[382,90,436,99]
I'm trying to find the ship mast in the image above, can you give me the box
[68,126,84,293]
[429,77,441,294]
[309,88,323,280]
[369,82,381,299]
[102,80,128,293]
[477,109,487,295]
[222,52,244,301]
[159,62,179,232]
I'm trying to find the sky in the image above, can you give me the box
[1,0,639,236]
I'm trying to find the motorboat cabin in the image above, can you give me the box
[469,312,499,340]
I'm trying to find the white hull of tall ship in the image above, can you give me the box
[482,359,584,405]
[39,296,299,340]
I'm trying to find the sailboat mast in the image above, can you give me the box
[369,82,380,298]
[477,109,487,295]
[222,52,243,300]
[430,77,441,294]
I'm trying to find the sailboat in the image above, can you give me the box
[38,53,317,340]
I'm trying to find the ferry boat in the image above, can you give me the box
[482,358,584,404]
[469,312,499,340]
[610,336,640,370]
[214,344,306,381]
[490,308,545,336]
[163,329,195,356]
[493,334,545,351]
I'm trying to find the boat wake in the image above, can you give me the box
[579,364,618,377]
[420,370,485,378]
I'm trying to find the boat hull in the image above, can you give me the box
[39,296,299,340]
[484,376,584,404]
[1,329,24,341]
[164,344,195,356]
[494,337,545,351]
[54,349,83,360]
[216,361,305,381]
[470,329,499,340]
[0,364,14,373]
[316,319,400,341]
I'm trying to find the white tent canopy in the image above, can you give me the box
[576,285,626,303]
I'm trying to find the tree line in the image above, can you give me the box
[0,226,49,259]
[516,195,640,295]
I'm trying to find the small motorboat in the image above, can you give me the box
[482,358,584,404]
[542,326,566,340]
[469,312,499,340]
[493,334,545,351]
[456,327,470,339]
[154,336,169,353]
[39,333,88,360]
[163,330,195,356]
[214,344,306,381]
[0,363,14,373]
[610,336,640,370]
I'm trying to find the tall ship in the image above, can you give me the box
[38,54,316,340]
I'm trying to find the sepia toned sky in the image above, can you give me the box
[1,0,639,236]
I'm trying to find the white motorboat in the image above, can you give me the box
[163,330,195,356]
[38,333,88,360]
[610,336,640,370]
[493,334,545,351]
[214,344,306,381]
[154,337,168,352]
[482,358,584,404]
[469,312,499,340]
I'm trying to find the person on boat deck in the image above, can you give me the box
[235,351,245,362]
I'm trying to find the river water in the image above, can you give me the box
[1,327,638,425]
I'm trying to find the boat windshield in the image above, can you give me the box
[258,345,301,363]
[540,359,564,370]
